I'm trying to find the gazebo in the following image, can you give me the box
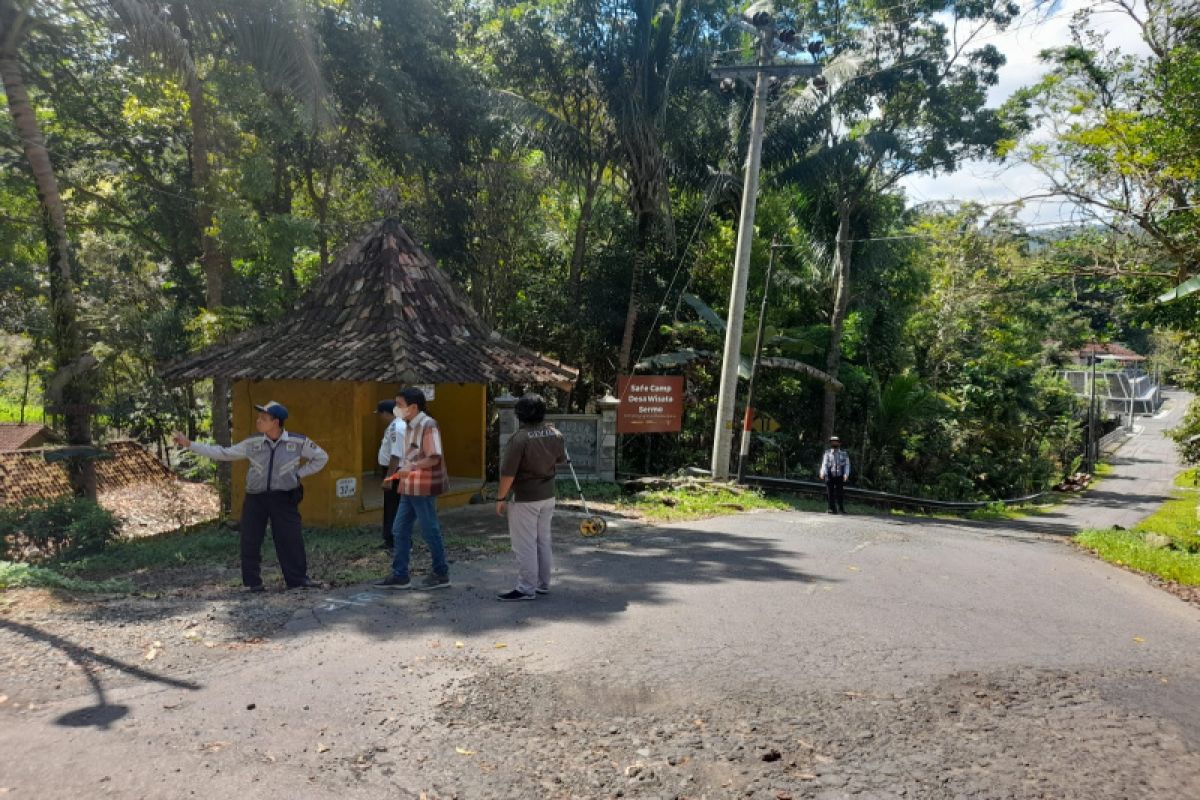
[163,218,577,526]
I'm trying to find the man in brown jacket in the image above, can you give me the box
[495,393,566,601]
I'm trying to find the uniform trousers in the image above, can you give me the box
[381,482,401,547]
[240,489,308,587]
[825,476,846,513]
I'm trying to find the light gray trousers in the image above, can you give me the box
[507,497,555,594]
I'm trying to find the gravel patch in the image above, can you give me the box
[319,664,1200,799]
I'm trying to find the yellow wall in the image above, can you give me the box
[230,379,484,527]
[425,383,486,481]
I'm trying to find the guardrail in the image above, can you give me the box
[741,474,1049,513]
[1097,427,1131,453]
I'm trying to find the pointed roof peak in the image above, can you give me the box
[164,219,577,387]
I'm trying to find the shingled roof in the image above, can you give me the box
[0,440,174,507]
[162,219,578,388]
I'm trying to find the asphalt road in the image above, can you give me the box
[2,393,1198,799]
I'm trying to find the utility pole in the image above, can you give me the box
[709,12,821,480]
[736,237,778,483]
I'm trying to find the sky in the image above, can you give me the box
[897,0,1154,227]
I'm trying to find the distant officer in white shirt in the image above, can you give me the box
[818,435,851,514]
[377,399,406,551]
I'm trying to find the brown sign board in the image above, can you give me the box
[617,376,684,433]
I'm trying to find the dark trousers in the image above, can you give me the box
[825,476,846,513]
[240,490,308,587]
[382,482,401,547]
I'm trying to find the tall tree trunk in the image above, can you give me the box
[822,197,854,441]
[303,159,330,273]
[569,164,603,303]
[1,9,96,499]
[618,212,653,373]
[172,3,232,515]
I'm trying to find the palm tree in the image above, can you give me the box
[102,0,325,513]
[1,0,98,497]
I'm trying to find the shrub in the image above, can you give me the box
[0,497,121,563]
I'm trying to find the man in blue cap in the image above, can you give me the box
[173,401,328,591]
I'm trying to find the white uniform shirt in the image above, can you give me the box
[378,417,407,466]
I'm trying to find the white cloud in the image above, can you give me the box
[899,0,1153,226]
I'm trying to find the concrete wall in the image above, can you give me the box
[496,393,619,482]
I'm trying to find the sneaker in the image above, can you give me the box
[497,589,535,602]
[535,587,550,595]
[414,574,450,591]
[246,584,266,593]
[374,575,411,589]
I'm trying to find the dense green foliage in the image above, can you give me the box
[1,0,1197,502]
[0,497,121,561]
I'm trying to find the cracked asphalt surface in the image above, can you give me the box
[1,393,1198,798]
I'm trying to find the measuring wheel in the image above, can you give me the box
[579,515,608,537]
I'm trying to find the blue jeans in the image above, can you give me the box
[391,495,448,578]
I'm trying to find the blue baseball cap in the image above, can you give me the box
[254,401,289,422]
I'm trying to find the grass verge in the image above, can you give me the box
[1075,469,1200,586]
[0,561,133,592]
[36,521,509,595]
[561,479,833,522]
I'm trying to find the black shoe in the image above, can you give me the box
[497,589,535,602]
[374,575,411,589]
[414,574,450,591]
[826,509,836,514]
[287,578,322,590]
[246,584,266,593]
[535,587,550,595]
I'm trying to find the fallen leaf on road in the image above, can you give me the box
[162,702,182,710]
[455,747,476,756]
[144,641,163,661]
[842,691,864,698]
[797,773,818,780]
[493,643,507,649]
[317,743,330,753]
[1133,636,1146,644]
[200,741,229,753]
[454,641,465,649]
[847,565,860,571]
[262,754,276,763]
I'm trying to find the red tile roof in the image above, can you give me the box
[0,440,175,507]
[162,218,578,388]
[0,423,56,452]
[1078,342,1146,362]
